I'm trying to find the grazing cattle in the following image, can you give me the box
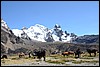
[1,55,8,59]
[74,48,82,58]
[31,49,46,61]
[51,51,60,55]
[18,52,25,58]
[28,52,31,58]
[86,48,98,57]
[62,51,74,56]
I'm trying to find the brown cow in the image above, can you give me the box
[62,51,74,56]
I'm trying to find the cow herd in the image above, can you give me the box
[62,48,98,58]
[1,48,99,61]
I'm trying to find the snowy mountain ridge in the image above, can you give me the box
[1,19,77,43]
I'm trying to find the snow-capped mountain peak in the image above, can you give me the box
[35,24,47,29]
[12,24,77,43]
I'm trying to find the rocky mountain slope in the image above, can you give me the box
[1,19,36,54]
[73,35,99,44]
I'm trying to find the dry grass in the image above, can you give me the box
[46,53,99,64]
[1,55,35,66]
[72,60,99,64]
[1,58,35,65]
[46,60,65,64]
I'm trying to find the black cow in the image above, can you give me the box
[86,48,98,57]
[18,52,25,58]
[31,49,46,61]
[74,48,82,58]
[1,55,8,59]
[28,52,31,58]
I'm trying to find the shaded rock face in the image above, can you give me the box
[1,31,8,44]
[45,32,54,42]
[1,19,26,54]
[1,44,6,53]
[1,29,15,54]
[1,28,28,54]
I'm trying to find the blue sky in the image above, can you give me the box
[1,1,99,36]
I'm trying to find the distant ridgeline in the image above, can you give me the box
[73,35,99,44]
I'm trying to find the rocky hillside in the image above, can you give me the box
[73,35,99,44]
[1,19,36,54]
